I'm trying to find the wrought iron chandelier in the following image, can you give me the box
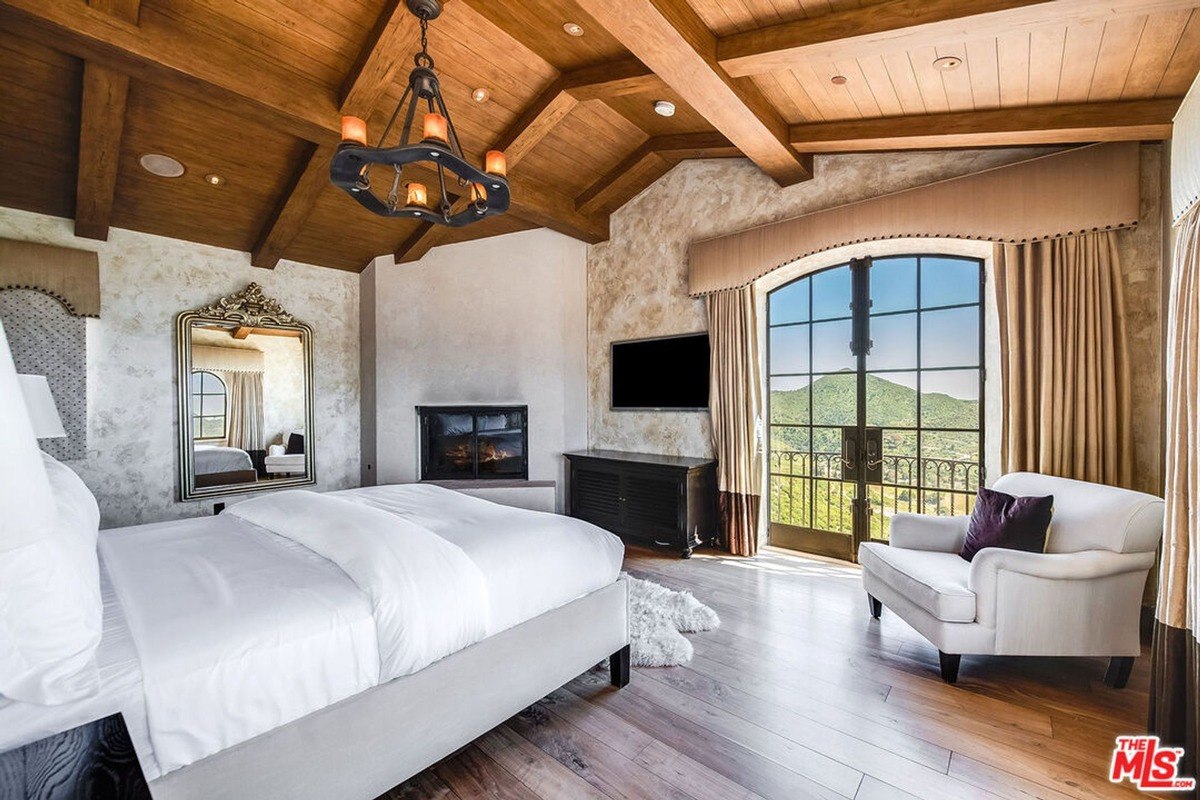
[329,0,510,225]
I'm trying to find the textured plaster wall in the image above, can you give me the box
[586,146,1168,496]
[0,207,361,528]
[363,228,588,512]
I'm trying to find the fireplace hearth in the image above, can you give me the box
[418,405,528,481]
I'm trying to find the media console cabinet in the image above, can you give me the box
[564,450,718,558]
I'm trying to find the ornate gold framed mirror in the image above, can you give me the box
[175,283,315,501]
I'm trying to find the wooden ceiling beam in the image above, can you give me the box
[251,0,413,270]
[73,0,139,241]
[574,0,811,187]
[718,0,1200,77]
[0,0,608,253]
[788,99,1181,153]
[575,132,742,216]
[560,57,663,101]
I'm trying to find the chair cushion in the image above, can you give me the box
[859,543,976,622]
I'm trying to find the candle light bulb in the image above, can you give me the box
[469,183,487,204]
[340,115,367,145]
[485,150,507,177]
[422,112,449,144]
[406,182,429,209]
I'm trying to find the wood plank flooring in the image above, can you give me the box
[380,545,1155,800]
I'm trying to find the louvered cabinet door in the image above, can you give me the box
[570,464,622,530]
[618,471,685,546]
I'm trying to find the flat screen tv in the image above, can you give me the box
[611,333,710,411]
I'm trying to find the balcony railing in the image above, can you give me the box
[768,451,979,539]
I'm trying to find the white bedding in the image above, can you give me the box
[335,484,626,636]
[193,444,254,475]
[3,484,624,782]
[99,515,378,777]
[0,561,157,776]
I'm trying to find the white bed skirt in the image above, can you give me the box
[148,579,629,800]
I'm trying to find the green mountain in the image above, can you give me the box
[769,372,979,461]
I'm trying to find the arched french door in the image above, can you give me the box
[766,255,985,561]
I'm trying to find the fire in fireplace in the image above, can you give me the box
[418,405,528,481]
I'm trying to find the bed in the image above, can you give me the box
[0,485,628,800]
[192,444,258,487]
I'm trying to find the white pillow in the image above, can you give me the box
[0,320,102,705]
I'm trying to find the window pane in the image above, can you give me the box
[921,257,979,309]
[191,372,203,392]
[769,375,810,424]
[866,372,917,427]
[206,393,226,416]
[769,324,810,374]
[768,431,811,476]
[770,474,810,528]
[813,480,855,533]
[812,374,855,426]
[920,369,980,429]
[881,430,919,487]
[200,416,224,438]
[810,426,844,463]
[921,306,979,368]
[812,320,853,372]
[812,266,852,320]
[770,279,809,325]
[870,258,917,314]
[921,430,981,492]
[866,312,917,371]
[201,371,223,393]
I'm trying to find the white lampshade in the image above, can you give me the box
[17,374,67,439]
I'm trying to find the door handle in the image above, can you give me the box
[865,439,882,469]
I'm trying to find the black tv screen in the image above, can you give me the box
[611,334,710,410]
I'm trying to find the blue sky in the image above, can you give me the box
[768,257,981,401]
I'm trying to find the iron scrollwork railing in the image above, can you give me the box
[768,451,980,536]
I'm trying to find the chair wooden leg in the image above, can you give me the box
[609,644,631,688]
[867,594,882,619]
[938,651,961,684]
[1104,656,1134,689]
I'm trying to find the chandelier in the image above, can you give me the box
[329,0,510,226]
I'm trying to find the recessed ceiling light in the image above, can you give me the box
[471,87,490,103]
[830,75,848,86]
[204,173,226,186]
[139,153,185,178]
[653,100,676,117]
[562,21,584,36]
[933,55,963,71]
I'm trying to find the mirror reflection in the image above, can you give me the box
[177,284,314,500]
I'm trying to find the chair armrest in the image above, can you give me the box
[268,444,286,456]
[970,549,1155,625]
[888,513,970,553]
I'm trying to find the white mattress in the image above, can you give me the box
[0,560,159,777]
[193,445,254,475]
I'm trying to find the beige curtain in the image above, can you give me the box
[994,230,1132,488]
[706,286,762,556]
[225,371,265,451]
[1151,204,1200,777]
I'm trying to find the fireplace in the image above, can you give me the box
[418,405,528,481]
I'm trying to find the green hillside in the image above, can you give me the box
[769,372,978,461]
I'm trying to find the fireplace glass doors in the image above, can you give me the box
[418,405,528,481]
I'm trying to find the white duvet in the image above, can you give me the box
[98,484,623,777]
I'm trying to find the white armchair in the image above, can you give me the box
[858,472,1163,685]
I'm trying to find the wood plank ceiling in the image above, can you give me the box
[0,0,1196,272]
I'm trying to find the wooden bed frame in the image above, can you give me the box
[147,579,629,800]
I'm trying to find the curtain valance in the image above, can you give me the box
[1172,79,1200,222]
[688,142,1141,296]
[192,345,265,374]
[0,238,100,317]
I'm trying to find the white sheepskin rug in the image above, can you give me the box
[621,572,720,667]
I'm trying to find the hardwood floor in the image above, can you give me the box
[381,545,1154,800]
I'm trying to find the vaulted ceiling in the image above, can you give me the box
[0,0,1196,272]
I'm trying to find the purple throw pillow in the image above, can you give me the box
[960,487,1054,562]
